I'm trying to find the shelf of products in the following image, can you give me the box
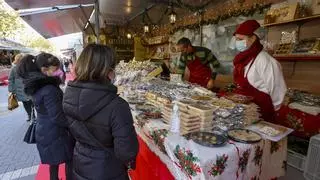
[108,38,134,62]
[273,54,320,61]
[141,36,169,46]
[263,14,320,27]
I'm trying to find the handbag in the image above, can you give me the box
[8,93,19,110]
[23,106,37,144]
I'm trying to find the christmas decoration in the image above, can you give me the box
[270,142,280,154]
[253,146,263,166]
[239,149,251,173]
[150,129,168,154]
[286,113,304,132]
[134,0,274,37]
[208,154,229,177]
[174,145,202,178]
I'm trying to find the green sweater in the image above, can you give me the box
[171,46,220,79]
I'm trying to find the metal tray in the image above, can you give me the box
[227,128,262,144]
[185,132,228,147]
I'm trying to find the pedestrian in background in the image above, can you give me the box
[63,44,139,180]
[8,53,33,121]
[17,53,74,180]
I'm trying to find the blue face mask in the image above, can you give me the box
[235,40,248,52]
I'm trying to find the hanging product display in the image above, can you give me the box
[169,11,177,24]
[144,25,150,33]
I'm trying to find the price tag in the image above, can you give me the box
[147,67,163,78]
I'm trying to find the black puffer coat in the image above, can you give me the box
[24,72,74,165]
[63,81,139,180]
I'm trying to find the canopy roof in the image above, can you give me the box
[0,38,36,53]
[5,0,174,38]
[5,0,95,38]
[5,0,215,38]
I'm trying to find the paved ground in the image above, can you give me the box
[0,86,39,180]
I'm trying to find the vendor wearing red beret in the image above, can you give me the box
[233,20,287,122]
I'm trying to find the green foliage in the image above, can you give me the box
[22,36,56,53]
[0,1,55,53]
[0,1,24,37]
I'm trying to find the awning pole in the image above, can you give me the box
[95,0,100,43]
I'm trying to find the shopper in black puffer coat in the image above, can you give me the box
[63,44,139,180]
[17,54,74,180]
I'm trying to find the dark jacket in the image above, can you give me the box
[63,81,139,180]
[24,72,73,165]
[8,65,31,101]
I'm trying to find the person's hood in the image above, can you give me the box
[63,81,118,122]
[23,72,61,95]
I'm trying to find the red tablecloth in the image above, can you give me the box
[276,105,320,139]
[37,135,175,180]
[129,136,174,180]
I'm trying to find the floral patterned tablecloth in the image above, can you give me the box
[136,119,287,180]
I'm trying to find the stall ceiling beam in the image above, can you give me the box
[80,7,96,37]
[18,4,94,17]
[95,0,100,43]
[127,3,156,23]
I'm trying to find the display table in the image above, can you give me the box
[130,119,288,180]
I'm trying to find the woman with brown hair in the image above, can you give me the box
[63,44,139,180]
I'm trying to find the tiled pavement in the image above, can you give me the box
[0,87,39,180]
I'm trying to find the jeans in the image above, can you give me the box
[49,162,73,180]
[22,100,34,120]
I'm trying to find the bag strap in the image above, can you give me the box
[74,120,113,150]
[74,95,118,150]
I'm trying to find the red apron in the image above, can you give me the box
[234,60,276,122]
[187,56,212,87]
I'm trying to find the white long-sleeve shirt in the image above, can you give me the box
[244,50,287,111]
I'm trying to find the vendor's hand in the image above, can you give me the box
[184,67,190,81]
[207,79,215,90]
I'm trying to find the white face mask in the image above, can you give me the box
[235,39,248,52]
[110,77,116,84]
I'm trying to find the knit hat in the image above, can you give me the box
[234,20,260,36]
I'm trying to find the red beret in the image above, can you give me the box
[234,20,260,36]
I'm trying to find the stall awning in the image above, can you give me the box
[0,38,36,52]
[5,0,175,38]
[5,0,94,38]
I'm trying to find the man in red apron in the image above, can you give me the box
[233,20,287,122]
[172,37,220,89]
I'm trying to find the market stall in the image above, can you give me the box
[12,0,319,179]
[83,0,320,178]
[113,60,292,180]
